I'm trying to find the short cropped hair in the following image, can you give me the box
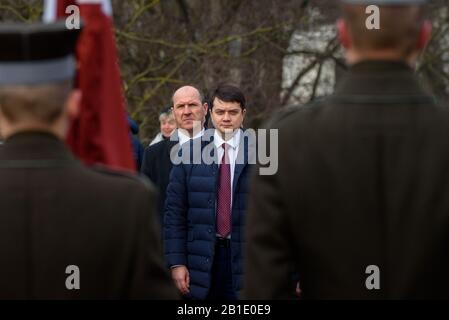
[342,4,426,57]
[171,86,205,106]
[0,80,72,124]
[210,84,246,110]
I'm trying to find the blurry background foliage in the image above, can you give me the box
[1,0,448,145]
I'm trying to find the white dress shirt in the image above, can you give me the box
[178,128,204,145]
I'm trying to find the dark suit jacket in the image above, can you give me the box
[0,132,178,299]
[141,137,177,225]
[245,60,449,299]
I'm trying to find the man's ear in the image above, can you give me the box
[65,89,81,119]
[240,108,246,129]
[417,20,432,51]
[337,19,351,49]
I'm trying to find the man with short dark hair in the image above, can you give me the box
[0,22,177,299]
[244,0,449,299]
[165,85,253,300]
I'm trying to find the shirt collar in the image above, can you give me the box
[177,128,204,145]
[214,129,241,150]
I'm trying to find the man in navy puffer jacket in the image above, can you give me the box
[164,85,255,300]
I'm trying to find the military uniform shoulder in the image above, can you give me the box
[89,164,156,193]
[265,97,328,129]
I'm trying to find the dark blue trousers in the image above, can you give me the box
[206,239,237,300]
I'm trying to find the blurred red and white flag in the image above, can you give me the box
[43,0,112,22]
[43,0,136,172]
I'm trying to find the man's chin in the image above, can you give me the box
[218,127,237,138]
[181,123,193,130]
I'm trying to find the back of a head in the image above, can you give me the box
[0,81,72,125]
[0,22,80,129]
[340,0,428,58]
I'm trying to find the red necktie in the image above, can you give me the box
[216,143,231,238]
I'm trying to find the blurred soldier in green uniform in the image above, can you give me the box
[244,0,449,299]
[0,22,177,299]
